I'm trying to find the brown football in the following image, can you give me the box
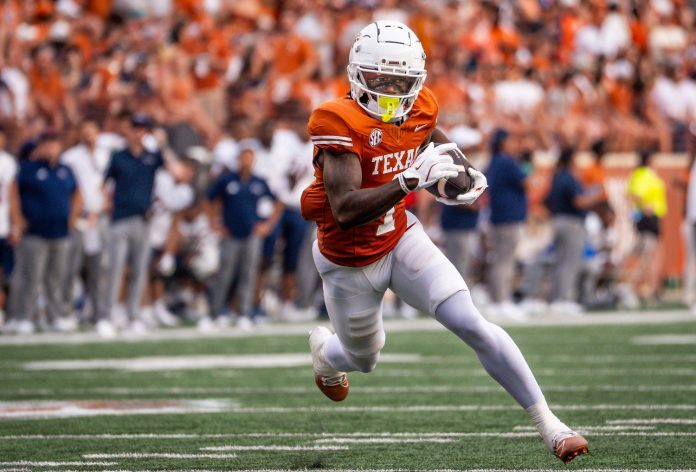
[425,146,474,199]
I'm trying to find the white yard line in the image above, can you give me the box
[1,311,694,346]
[22,353,420,372]
[374,368,696,377]
[632,334,696,345]
[0,399,236,420]
[83,453,237,459]
[607,418,696,425]
[0,427,688,441]
[208,403,696,413]
[50,470,228,472]
[40,469,696,472]
[2,402,695,420]
[527,354,696,364]
[5,384,696,396]
[513,425,657,431]
[33,470,229,472]
[199,445,349,451]
[0,461,117,466]
[312,438,457,443]
[313,432,696,439]
[0,432,520,440]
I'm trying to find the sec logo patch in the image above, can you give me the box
[369,129,382,147]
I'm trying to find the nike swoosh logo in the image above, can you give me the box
[414,124,429,132]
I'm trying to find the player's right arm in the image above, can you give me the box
[322,149,410,231]
[322,142,458,230]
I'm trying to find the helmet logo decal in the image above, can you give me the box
[369,129,383,147]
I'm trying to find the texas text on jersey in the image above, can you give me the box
[301,86,437,267]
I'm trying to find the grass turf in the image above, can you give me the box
[0,320,695,470]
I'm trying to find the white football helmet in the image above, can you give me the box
[348,21,427,123]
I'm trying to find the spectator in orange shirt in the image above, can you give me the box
[267,10,318,106]
[28,45,76,128]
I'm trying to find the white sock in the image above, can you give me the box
[526,400,567,449]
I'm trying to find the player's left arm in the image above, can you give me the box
[425,127,488,206]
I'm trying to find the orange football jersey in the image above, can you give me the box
[301,86,439,267]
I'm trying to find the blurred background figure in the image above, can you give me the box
[484,129,528,321]
[579,201,618,308]
[626,149,668,304]
[440,190,480,287]
[262,122,316,322]
[102,113,188,336]
[143,158,196,328]
[0,127,17,327]
[60,118,110,331]
[7,131,81,334]
[540,147,605,315]
[204,145,280,332]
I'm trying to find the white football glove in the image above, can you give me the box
[398,142,459,192]
[435,167,488,206]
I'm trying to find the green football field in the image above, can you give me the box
[0,316,695,471]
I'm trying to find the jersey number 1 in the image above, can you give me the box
[376,206,396,235]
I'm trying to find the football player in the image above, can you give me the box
[301,21,588,463]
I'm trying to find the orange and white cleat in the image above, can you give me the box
[309,327,349,402]
[552,430,589,463]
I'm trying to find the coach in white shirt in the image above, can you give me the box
[60,118,112,335]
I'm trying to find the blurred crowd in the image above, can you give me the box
[0,0,695,336]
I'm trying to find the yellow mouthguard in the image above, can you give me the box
[378,96,400,123]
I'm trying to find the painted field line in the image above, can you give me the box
[48,470,228,472]
[44,469,696,472]
[83,453,237,459]
[591,432,696,436]
[607,418,696,425]
[312,438,456,443]
[0,399,237,420]
[527,354,696,364]
[6,384,696,396]
[200,445,349,451]
[32,470,229,472]
[0,432,521,440]
[315,432,696,439]
[2,427,694,442]
[2,402,695,420]
[23,353,421,372]
[375,368,696,377]
[632,334,696,345]
[513,425,656,431]
[205,403,696,413]
[0,461,117,466]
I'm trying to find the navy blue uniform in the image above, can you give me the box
[545,169,585,218]
[18,159,77,239]
[105,148,163,221]
[207,172,276,238]
[485,153,528,225]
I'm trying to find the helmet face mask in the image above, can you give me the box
[348,21,427,123]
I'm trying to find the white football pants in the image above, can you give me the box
[315,212,544,408]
